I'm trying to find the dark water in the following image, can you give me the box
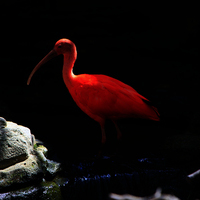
[1,2,200,199]
[60,156,189,200]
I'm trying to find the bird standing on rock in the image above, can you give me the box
[27,38,160,145]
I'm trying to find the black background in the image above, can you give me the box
[1,2,200,163]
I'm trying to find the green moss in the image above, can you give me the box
[31,161,36,168]
[33,143,38,149]
[40,181,63,200]
[2,180,63,200]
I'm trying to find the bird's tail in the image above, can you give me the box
[141,98,160,121]
[150,105,160,121]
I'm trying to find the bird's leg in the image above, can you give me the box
[112,120,123,156]
[101,123,106,144]
[97,121,106,158]
[112,120,122,140]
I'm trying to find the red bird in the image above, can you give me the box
[27,38,160,144]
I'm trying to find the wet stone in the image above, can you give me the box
[0,118,61,193]
[0,120,33,169]
[0,117,7,128]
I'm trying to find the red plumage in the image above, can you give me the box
[27,38,160,145]
[70,74,159,122]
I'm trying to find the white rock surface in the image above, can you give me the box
[0,117,61,191]
[0,119,33,169]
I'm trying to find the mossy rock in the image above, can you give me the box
[39,181,63,200]
[0,179,64,200]
[0,118,61,193]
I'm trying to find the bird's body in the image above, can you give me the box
[67,74,159,123]
[27,38,160,144]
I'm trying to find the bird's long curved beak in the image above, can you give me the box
[27,49,58,85]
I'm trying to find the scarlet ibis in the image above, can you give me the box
[27,38,160,144]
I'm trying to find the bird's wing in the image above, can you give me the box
[73,75,117,116]
[95,75,160,119]
[73,74,159,120]
[95,74,150,103]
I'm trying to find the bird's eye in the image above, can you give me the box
[58,44,62,48]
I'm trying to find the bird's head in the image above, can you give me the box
[27,38,77,85]
[54,38,76,55]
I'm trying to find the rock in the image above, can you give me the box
[0,119,33,169]
[187,169,200,184]
[110,188,180,200]
[0,117,7,128]
[35,145,61,176]
[0,178,64,200]
[0,154,43,191]
[0,117,61,192]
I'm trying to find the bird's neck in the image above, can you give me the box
[62,53,76,88]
